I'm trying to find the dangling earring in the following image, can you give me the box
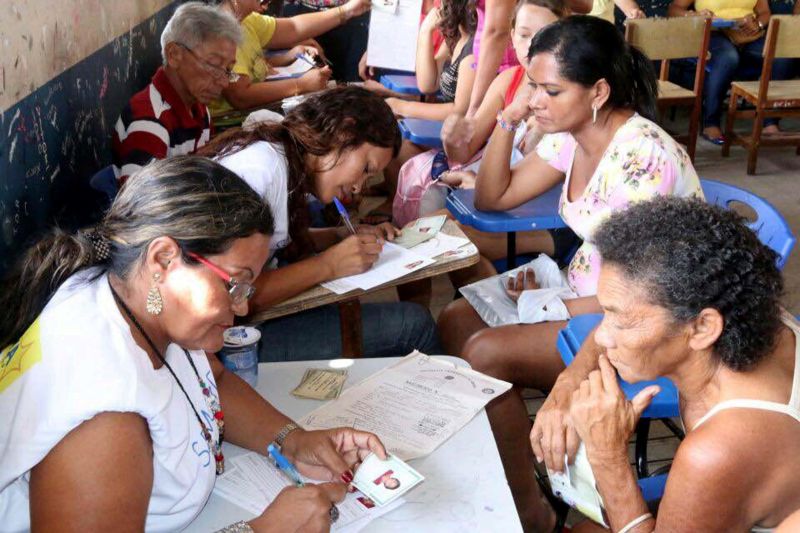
[592,104,598,125]
[146,273,164,315]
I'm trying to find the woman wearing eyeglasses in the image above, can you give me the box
[0,157,388,532]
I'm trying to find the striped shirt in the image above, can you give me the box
[112,67,212,184]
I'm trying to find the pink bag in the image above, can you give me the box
[393,150,483,227]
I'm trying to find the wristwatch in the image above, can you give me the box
[274,422,300,447]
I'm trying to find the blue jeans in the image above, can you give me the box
[704,32,795,128]
[257,302,441,361]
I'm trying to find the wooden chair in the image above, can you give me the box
[625,17,712,162]
[722,15,800,175]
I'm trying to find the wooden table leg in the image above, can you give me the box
[338,298,364,358]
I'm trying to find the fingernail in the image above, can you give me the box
[347,484,356,492]
[341,470,354,483]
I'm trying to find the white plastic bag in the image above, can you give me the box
[459,255,576,327]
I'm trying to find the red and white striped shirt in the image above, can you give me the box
[112,67,212,184]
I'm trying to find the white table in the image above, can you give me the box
[187,357,522,532]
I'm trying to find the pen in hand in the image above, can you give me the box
[333,197,358,235]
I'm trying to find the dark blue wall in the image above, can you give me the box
[0,3,179,274]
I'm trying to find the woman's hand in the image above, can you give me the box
[737,14,761,35]
[320,234,383,278]
[569,355,660,461]
[624,6,645,18]
[501,84,534,126]
[357,222,401,242]
[439,170,477,189]
[505,268,539,302]
[281,427,388,481]
[420,7,441,33]
[441,114,475,149]
[358,51,375,80]
[298,66,332,93]
[251,482,347,533]
[385,97,408,117]
[343,0,371,19]
[289,45,319,61]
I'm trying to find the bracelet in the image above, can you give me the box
[496,111,521,132]
[292,79,300,97]
[274,422,301,447]
[617,512,653,533]
[337,5,347,23]
[216,520,254,533]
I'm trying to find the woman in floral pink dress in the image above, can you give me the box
[437,16,702,531]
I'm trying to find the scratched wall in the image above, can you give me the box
[0,1,178,274]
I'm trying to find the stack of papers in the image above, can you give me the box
[214,453,402,532]
[321,242,434,295]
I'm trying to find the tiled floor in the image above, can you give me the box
[358,111,800,502]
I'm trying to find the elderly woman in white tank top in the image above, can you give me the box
[532,197,800,533]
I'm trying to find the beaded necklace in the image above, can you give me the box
[109,281,225,475]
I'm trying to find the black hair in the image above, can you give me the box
[528,15,658,121]
[594,196,783,371]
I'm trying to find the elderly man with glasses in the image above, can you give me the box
[112,2,242,184]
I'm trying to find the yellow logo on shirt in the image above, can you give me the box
[0,319,42,394]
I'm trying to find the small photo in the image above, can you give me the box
[357,496,376,509]
[404,260,423,270]
[352,453,424,506]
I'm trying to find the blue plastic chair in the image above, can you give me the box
[398,118,443,149]
[90,165,119,202]
[555,179,796,487]
[700,179,796,269]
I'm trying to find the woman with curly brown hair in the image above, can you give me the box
[199,86,440,361]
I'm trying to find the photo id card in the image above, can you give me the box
[352,453,424,506]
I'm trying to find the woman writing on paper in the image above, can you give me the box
[437,16,702,530]
[544,197,800,532]
[199,86,441,362]
[0,157,388,532]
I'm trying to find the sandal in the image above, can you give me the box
[701,130,726,146]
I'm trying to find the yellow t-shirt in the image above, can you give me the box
[694,0,757,20]
[210,13,277,116]
[589,0,615,22]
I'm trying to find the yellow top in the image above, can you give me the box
[589,0,615,22]
[694,0,756,20]
[209,13,278,116]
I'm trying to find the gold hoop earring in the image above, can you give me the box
[592,104,598,125]
[146,273,164,316]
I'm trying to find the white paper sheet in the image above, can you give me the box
[547,444,608,527]
[410,232,470,258]
[266,57,313,80]
[300,351,512,460]
[321,242,434,294]
[366,0,423,71]
[213,453,402,531]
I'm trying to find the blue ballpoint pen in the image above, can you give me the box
[267,443,305,487]
[267,443,342,524]
[333,197,357,235]
[294,53,318,69]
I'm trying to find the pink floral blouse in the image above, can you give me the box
[536,114,703,297]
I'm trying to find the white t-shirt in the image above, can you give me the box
[0,270,219,532]
[217,141,291,255]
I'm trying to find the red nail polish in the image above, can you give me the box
[341,471,354,483]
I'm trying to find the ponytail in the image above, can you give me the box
[0,229,99,349]
[627,44,658,122]
[0,156,274,351]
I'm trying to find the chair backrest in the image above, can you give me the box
[700,179,796,270]
[768,15,800,59]
[89,165,120,202]
[624,17,710,61]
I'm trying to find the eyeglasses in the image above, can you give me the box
[176,43,240,83]
[188,252,255,304]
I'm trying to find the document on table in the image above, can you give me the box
[366,0,423,71]
[410,232,471,258]
[266,58,313,80]
[214,452,403,532]
[300,351,512,460]
[321,242,434,295]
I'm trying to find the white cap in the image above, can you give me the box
[223,326,262,347]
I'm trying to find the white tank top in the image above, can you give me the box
[691,311,800,533]
[0,270,219,532]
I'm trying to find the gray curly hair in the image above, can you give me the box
[160,2,242,64]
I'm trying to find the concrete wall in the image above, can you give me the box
[0,0,179,273]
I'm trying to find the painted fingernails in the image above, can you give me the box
[341,470,354,484]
